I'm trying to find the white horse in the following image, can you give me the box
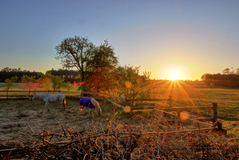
[32,93,66,111]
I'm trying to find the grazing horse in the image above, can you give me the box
[32,93,66,111]
[79,97,102,116]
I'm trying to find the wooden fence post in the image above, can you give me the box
[29,90,31,100]
[125,95,127,106]
[169,95,172,107]
[212,103,218,123]
[175,113,179,131]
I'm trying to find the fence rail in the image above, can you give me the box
[0,90,171,108]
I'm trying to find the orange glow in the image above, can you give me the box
[125,81,132,89]
[158,63,191,80]
[180,111,190,120]
[40,77,52,91]
[124,106,131,112]
[20,81,39,91]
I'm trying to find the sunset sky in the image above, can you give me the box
[0,0,239,80]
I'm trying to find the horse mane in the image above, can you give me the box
[90,98,102,115]
[91,98,100,110]
[35,93,49,99]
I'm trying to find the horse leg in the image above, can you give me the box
[61,99,65,111]
[79,106,84,115]
[45,102,50,111]
[89,108,91,116]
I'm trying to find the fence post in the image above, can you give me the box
[169,95,172,107]
[125,96,127,106]
[212,103,218,123]
[29,90,31,100]
[7,90,8,100]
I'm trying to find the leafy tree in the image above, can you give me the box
[55,36,94,82]
[88,40,118,71]
[116,65,152,105]
[20,75,39,91]
[55,36,119,84]
[4,76,18,91]
[63,82,75,94]
[40,77,53,92]
[88,67,121,93]
[45,72,65,92]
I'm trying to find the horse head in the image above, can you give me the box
[97,108,102,116]
[91,98,102,116]
[32,93,37,100]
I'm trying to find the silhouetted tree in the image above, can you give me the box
[55,36,94,82]
[55,36,118,83]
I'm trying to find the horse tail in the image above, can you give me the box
[63,98,66,110]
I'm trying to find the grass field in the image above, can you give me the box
[0,98,139,143]
[1,81,239,141]
[0,82,22,89]
[149,80,239,138]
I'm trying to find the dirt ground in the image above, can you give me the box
[0,98,124,144]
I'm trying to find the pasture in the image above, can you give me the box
[0,98,132,143]
[1,80,239,144]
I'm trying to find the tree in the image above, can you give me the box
[222,68,230,75]
[45,72,65,92]
[55,36,94,82]
[4,76,18,91]
[88,67,121,93]
[63,82,75,94]
[116,65,152,105]
[88,40,118,71]
[55,36,119,83]
[40,77,53,92]
[20,75,39,91]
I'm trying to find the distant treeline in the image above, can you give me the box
[0,67,81,83]
[201,68,239,88]
[0,71,43,83]
[201,74,239,88]
[45,69,81,83]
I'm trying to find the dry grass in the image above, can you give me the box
[1,121,239,159]
[0,99,114,143]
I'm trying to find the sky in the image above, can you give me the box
[0,0,239,81]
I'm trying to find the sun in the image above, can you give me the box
[169,72,181,80]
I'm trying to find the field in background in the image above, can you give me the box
[0,82,79,92]
[147,80,239,138]
[1,81,239,139]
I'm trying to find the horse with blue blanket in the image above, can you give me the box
[79,97,102,116]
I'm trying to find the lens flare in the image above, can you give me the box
[125,81,132,89]
[40,77,53,91]
[124,106,131,112]
[20,81,39,91]
[180,111,190,120]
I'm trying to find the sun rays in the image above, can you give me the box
[160,79,200,115]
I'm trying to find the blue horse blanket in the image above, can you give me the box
[79,97,95,109]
